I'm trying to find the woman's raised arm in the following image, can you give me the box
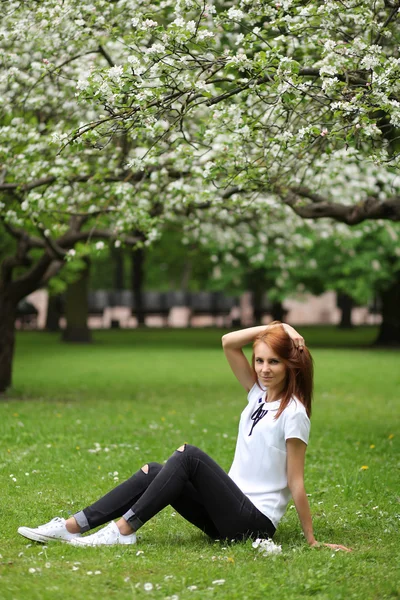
[222,326,268,392]
[221,323,305,392]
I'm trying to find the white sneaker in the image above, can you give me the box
[70,521,136,547]
[17,517,82,544]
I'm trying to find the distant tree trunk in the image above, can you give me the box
[337,293,354,329]
[0,293,17,393]
[62,258,91,343]
[131,246,145,326]
[271,301,285,322]
[180,259,192,291]
[374,272,400,346]
[45,293,63,332]
[112,246,124,289]
[252,287,263,325]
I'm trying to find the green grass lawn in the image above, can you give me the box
[1,328,399,600]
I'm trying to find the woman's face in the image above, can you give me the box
[254,341,287,394]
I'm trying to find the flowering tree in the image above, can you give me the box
[2,0,400,392]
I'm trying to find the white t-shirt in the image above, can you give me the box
[228,381,310,528]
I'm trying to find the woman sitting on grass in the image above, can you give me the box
[18,322,351,551]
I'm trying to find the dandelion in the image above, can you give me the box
[360,465,369,470]
[370,444,375,449]
[389,434,394,439]
[144,582,153,591]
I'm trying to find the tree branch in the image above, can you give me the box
[284,187,400,224]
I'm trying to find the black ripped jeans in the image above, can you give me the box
[74,445,275,541]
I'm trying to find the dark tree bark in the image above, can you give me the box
[45,293,63,331]
[0,292,17,394]
[337,293,354,329]
[131,245,145,326]
[271,301,286,322]
[374,271,400,346]
[252,286,264,325]
[62,258,91,343]
[112,246,125,290]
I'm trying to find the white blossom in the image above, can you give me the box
[228,7,244,19]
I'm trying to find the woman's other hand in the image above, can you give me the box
[310,541,352,552]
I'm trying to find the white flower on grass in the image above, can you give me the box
[212,579,225,585]
[95,241,105,250]
[187,586,198,591]
[68,249,76,257]
[95,571,101,575]
[136,550,144,556]
[252,538,282,555]
[144,582,153,591]
[28,568,36,573]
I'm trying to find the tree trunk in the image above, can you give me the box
[112,246,125,289]
[337,293,354,329]
[0,293,17,393]
[131,246,145,326]
[374,272,400,346]
[271,301,286,322]
[45,293,63,332]
[62,258,91,343]
[252,287,263,325]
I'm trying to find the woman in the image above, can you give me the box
[18,322,350,551]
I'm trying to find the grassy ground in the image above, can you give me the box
[1,327,399,600]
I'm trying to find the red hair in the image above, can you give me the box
[251,322,313,419]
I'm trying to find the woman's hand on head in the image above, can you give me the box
[282,324,305,350]
[310,541,352,552]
